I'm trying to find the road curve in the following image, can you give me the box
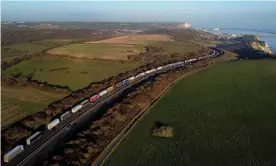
[93,49,223,166]
[3,48,222,166]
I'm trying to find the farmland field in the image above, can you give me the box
[1,48,28,61]
[47,43,144,60]
[2,39,75,61]
[1,86,67,128]
[87,34,174,45]
[2,56,140,90]
[190,40,224,46]
[103,60,276,166]
[150,41,202,55]
[3,43,51,54]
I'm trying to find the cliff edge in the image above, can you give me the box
[235,35,272,54]
[248,41,272,54]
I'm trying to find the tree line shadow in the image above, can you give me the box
[217,44,276,60]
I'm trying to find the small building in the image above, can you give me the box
[180,23,191,29]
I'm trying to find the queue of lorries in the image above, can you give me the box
[3,49,222,163]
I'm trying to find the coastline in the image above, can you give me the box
[204,28,276,53]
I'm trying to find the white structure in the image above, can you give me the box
[4,145,24,163]
[180,23,191,29]
[47,119,60,130]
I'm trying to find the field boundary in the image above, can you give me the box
[92,64,213,166]
[87,34,174,44]
[46,43,145,61]
[44,54,133,62]
[1,42,80,70]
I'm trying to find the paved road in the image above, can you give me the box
[3,49,221,166]
[93,49,222,166]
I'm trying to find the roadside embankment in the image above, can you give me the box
[40,51,234,166]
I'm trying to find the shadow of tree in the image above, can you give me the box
[217,43,276,60]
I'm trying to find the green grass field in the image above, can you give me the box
[104,60,276,166]
[2,39,75,61]
[33,39,75,47]
[47,43,145,60]
[190,40,224,46]
[1,86,67,128]
[150,41,201,55]
[1,48,28,61]
[2,56,140,90]
[4,43,51,54]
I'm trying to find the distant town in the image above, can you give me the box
[2,21,195,35]
[2,21,244,41]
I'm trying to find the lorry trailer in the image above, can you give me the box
[60,111,71,121]
[26,132,42,145]
[145,70,151,74]
[122,79,129,86]
[128,76,135,82]
[99,90,108,97]
[157,66,163,70]
[115,82,123,88]
[71,104,82,113]
[107,86,114,92]
[4,145,24,163]
[90,94,99,102]
[80,99,89,106]
[47,119,60,130]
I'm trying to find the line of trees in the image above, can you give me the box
[2,73,71,93]
[1,29,101,46]
[1,53,43,70]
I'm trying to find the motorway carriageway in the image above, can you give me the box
[4,49,220,166]
[93,51,222,166]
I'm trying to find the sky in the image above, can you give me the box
[2,1,276,29]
